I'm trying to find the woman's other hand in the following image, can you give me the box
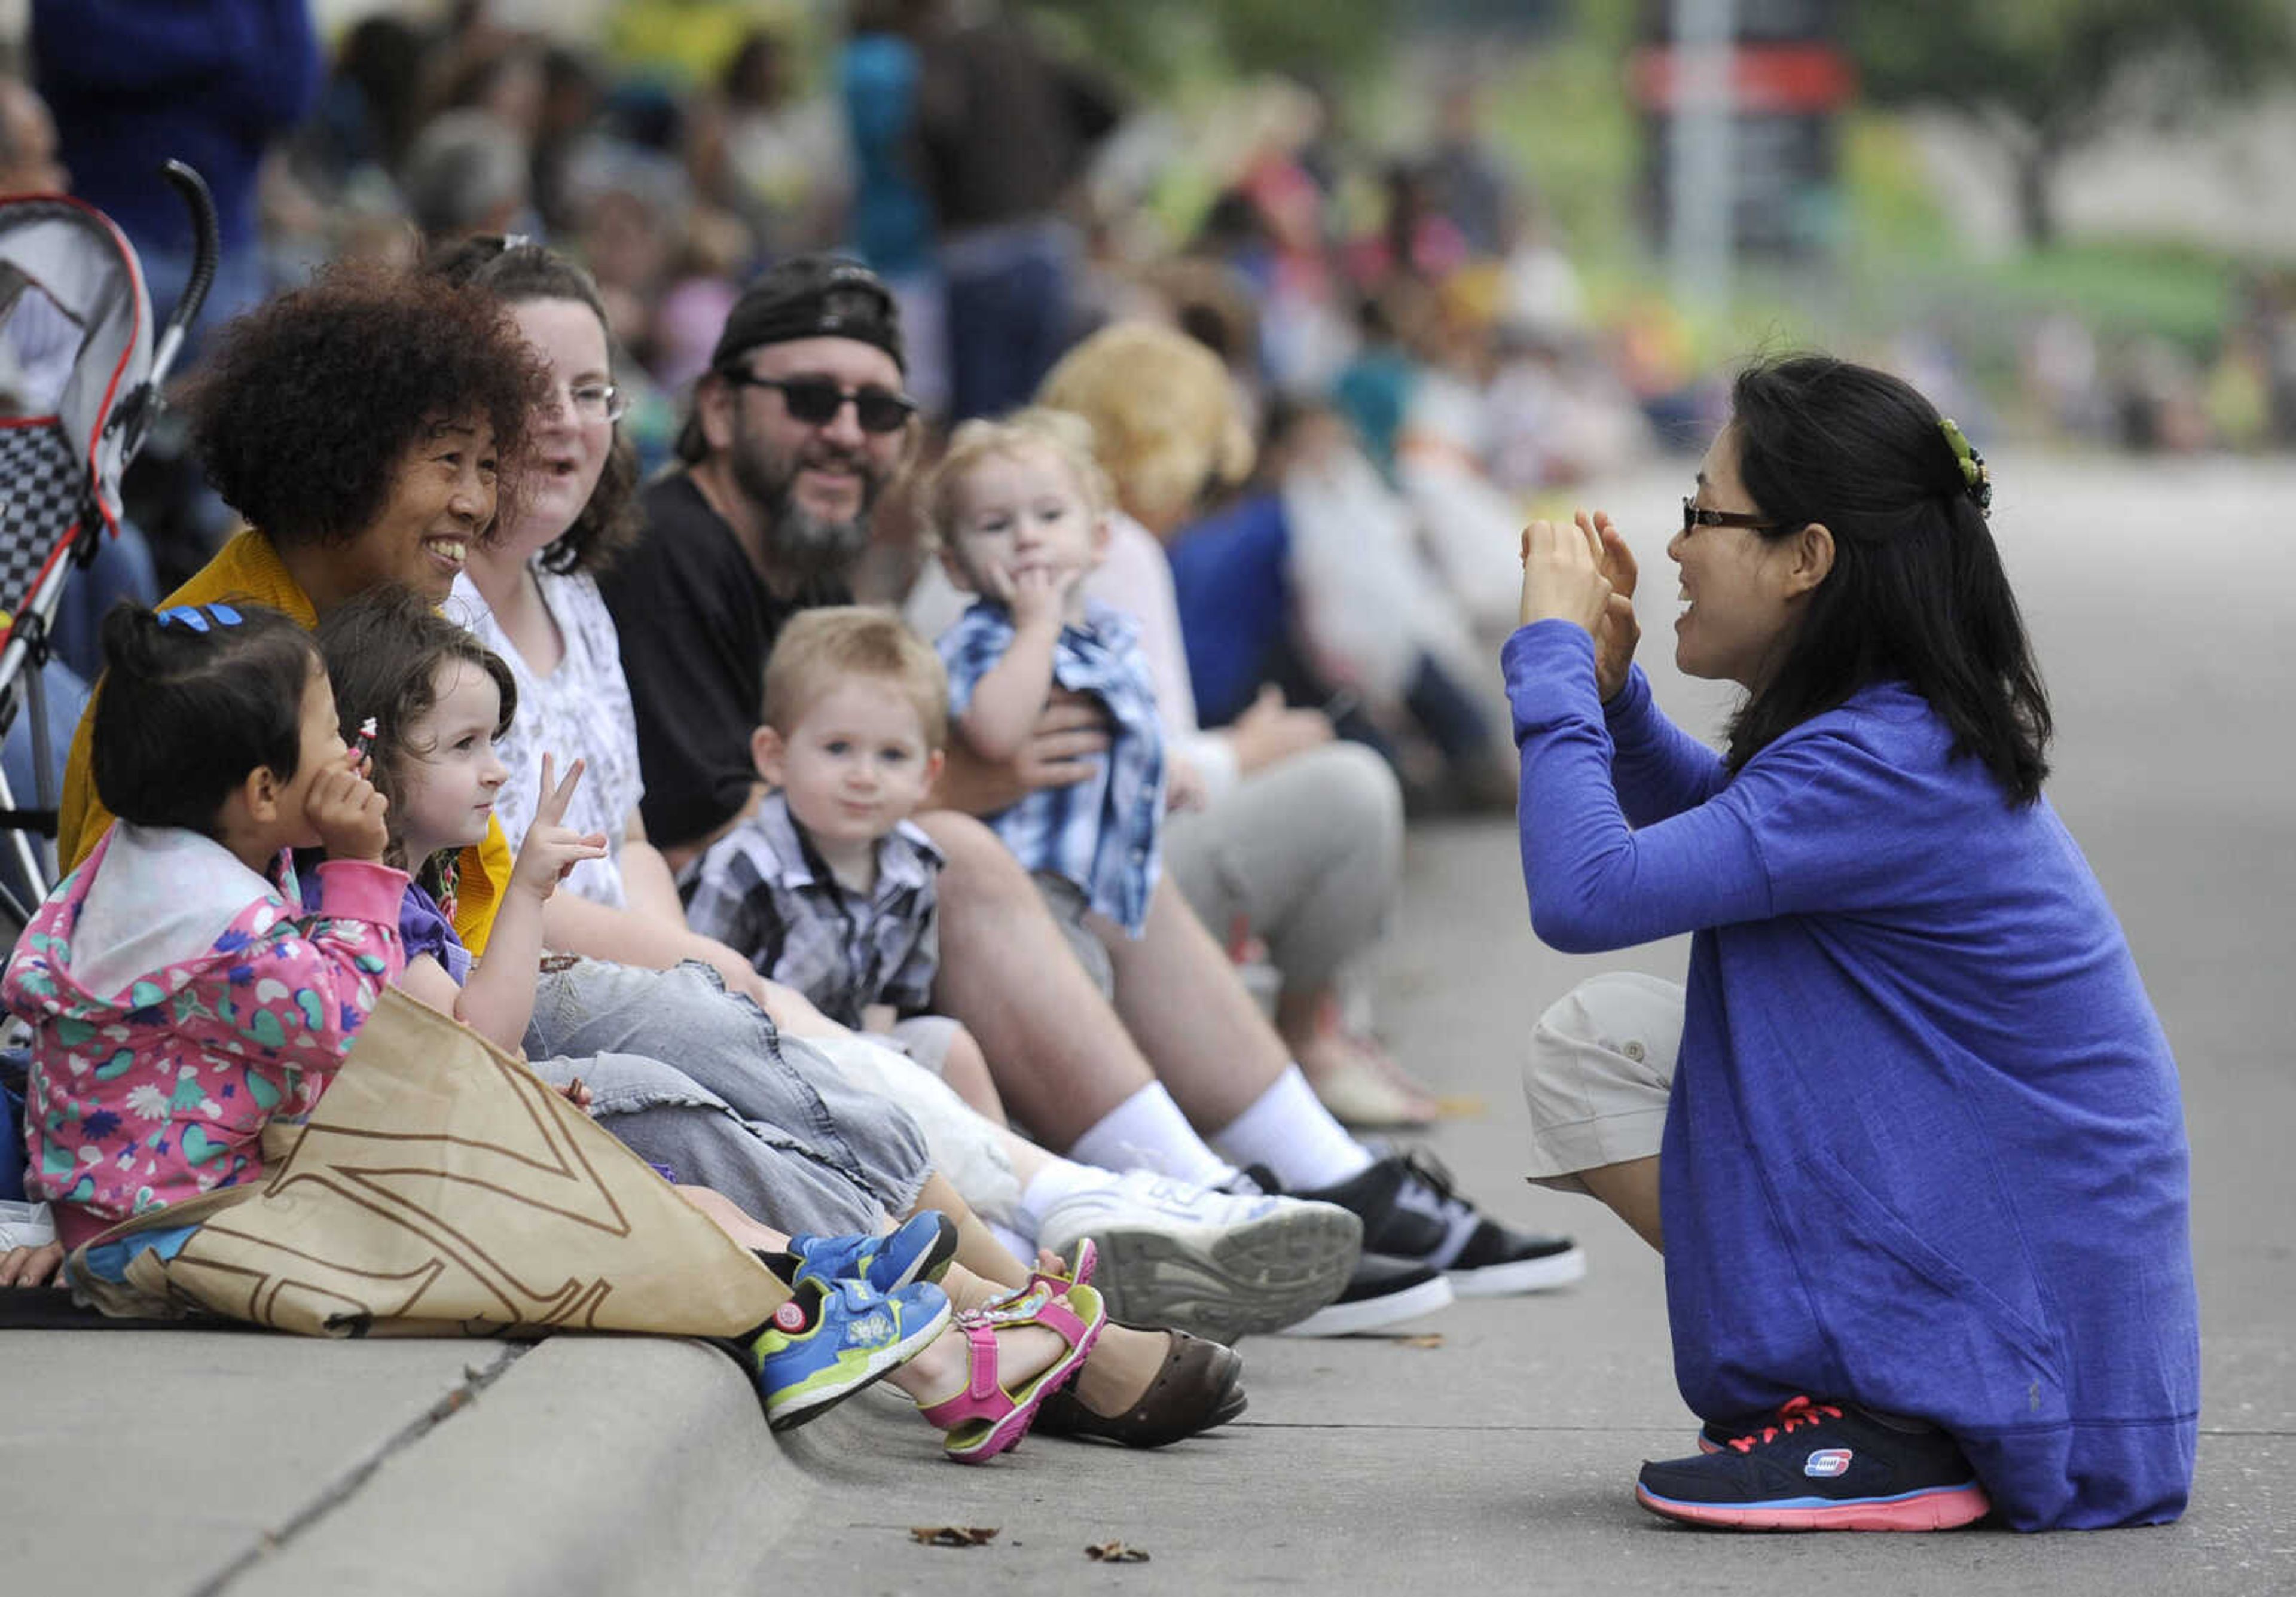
[1585,510,1642,702]
[1519,515,1614,639]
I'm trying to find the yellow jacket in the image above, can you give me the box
[58,529,512,955]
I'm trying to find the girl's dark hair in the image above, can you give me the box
[90,600,323,839]
[181,261,548,549]
[423,236,642,573]
[1724,355,2051,804]
[315,585,517,873]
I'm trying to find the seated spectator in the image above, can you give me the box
[607,254,1583,1336]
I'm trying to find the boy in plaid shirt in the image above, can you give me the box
[682,607,998,1108]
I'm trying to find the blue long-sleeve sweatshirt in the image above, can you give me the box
[1504,619,2199,1531]
[32,0,319,256]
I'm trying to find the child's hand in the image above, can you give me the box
[559,1076,594,1113]
[1000,564,1066,633]
[510,755,610,903]
[1165,753,1208,813]
[307,749,390,862]
[0,1241,64,1288]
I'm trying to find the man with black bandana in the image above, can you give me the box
[610,257,917,844]
[610,255,1585,1340]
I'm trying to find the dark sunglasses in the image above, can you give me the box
[724,372,916,435]
[1681,497,1781,535]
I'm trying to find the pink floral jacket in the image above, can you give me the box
[2,824,407,1250]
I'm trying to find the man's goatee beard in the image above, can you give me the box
[764,506,872,583]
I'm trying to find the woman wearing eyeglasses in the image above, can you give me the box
[434,240,1258,1448]
[1508,356,2196,1534]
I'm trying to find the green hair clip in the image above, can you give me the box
[1938,417,1992,515]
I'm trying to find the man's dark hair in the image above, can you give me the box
[91,600,323,839]
[1724,355,2052,804]
[182,261,547,546]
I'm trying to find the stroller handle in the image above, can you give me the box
[148,160,219,387]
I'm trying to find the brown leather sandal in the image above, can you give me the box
[1033,1327,1247,1448]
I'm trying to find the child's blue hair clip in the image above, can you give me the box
[154,603,243,633]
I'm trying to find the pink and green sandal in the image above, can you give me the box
[917,1281,1107,1463]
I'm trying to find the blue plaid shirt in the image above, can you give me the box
[938,599,1165,935]
[680,792,945,1027]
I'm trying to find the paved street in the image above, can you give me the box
[7,451,2293,1593]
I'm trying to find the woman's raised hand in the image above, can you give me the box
[510,753,610,902]
[1585,509,1641,703]
[1518,515,1615,638]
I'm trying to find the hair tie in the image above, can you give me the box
[154,603,243,633]
[1938,419,1992,516]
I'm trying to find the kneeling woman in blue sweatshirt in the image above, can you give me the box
[1507,355,2196,1533]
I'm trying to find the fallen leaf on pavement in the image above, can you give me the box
[910,1526,999,1547]
[1085,1541,1150,1562]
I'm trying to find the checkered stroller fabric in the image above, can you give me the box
[0,193,149,661]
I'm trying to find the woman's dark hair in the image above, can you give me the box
[182,261,548,548]
[423,236,643,573]
[315,585,517,874]
[90,600,323,839]
[1724,355,2051,804]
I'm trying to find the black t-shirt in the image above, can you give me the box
[604,474,852,850]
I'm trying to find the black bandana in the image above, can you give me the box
[707,255,905,375]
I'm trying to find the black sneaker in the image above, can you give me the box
[1273,1254,1455,1337]
[1286,1152,1587,1296]
[1636,1397,1993,1531]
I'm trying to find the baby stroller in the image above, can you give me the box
[0,161,217,928]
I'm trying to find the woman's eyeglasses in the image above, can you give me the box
[723,372,917,435]
[565,381,628,422]
[1681,497,1781,535]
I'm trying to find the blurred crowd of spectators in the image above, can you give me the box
[11,2,2296,655]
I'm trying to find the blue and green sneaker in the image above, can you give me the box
[750,1275,951,1433]
[787,1211,959,1296]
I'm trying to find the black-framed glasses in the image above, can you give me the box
[723,372,916,434]
[1681,497,1780,535]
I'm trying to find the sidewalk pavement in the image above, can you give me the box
[7,453,2294,1593]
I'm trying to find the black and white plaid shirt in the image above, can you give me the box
[681,792,945,1028]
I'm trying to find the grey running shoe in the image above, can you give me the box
[1033,1169,1362,1342]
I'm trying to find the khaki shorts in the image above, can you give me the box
[1521,972,1683,1187]
[1031,871,1116,1000]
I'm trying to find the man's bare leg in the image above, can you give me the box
[1097,876,1294,1132]
[917,811,1158,1146]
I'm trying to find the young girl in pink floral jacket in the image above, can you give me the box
[3,601,405,1251]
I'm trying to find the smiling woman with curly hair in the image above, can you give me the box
[57,262,551,952]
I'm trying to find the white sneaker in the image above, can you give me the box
[1032,1170,1363,1342]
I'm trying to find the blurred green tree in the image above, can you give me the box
[1853,0,2296,246]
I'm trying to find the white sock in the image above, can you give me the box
[1015,1155,1113,1237]
[987,1220,1036,1262]
[1068,1082,1232,1187]
[1210,1065,1375,1191]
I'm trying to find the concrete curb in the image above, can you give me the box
[218,1336,816,1597]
